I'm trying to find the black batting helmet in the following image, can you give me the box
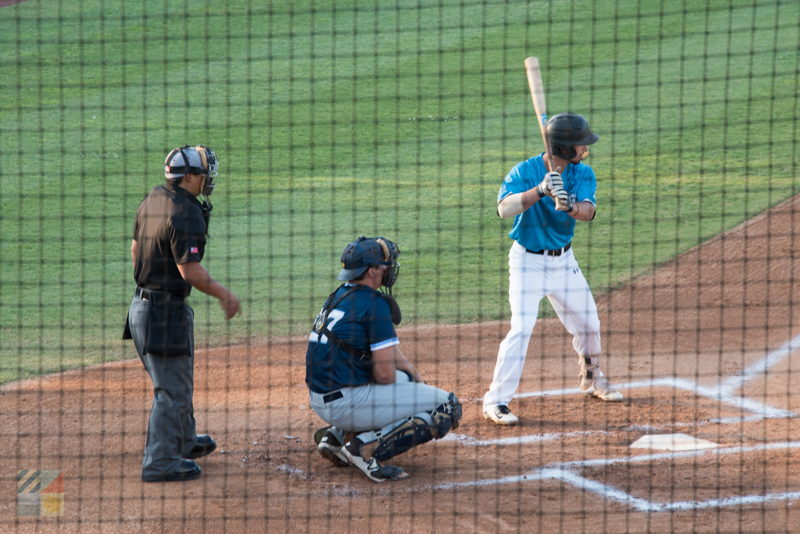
[547,113,599,160]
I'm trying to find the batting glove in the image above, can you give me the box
[553,188,574,212]
[536,171,563,198]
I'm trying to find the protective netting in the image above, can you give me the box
[1,1,799,532]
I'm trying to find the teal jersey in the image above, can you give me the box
[498,153,596,251]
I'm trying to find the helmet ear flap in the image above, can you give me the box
[552,144,577,160]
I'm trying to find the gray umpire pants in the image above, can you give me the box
[128,293,197,477]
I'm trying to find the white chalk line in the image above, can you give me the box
[426,336,800,510]
[441,412,775,449]
[441,340,797,448]
[536,470,800,512]
[428,441,800,511]
[514,376,794,418]
[440,429,611,447]
[715,332,800,396]
[558,440,800,469]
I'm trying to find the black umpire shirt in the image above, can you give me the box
[133,184,207,298]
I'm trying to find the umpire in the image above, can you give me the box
[124,145,240,482]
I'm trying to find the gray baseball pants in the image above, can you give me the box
[128,293,197,477]
[310,370,451,445]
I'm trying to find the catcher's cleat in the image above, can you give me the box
[483,404,519,426]
[313,426,331,445]
[341,438,409,483]
[579,356,623,402]
[316,427,349,467]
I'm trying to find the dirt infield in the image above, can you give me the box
[3,195,800,533]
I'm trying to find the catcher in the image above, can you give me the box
[306,236,461,482]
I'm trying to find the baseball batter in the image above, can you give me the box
[483,113,623,426]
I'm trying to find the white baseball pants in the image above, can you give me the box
[483,241,601,409]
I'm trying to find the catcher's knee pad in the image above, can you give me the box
[371,393,462,462]
[430,392,462,438]
[372,416,435,462]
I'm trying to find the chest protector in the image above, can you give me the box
[312,284,402,361]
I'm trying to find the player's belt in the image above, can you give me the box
[322,390,343,403]
[526,243,571,256]
[135,286,186,301]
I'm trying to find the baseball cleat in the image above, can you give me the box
[316,428,349,467]
[313,426,331,445]
[341,438,408,482]
[483,404,519,425]
[579,356,624,402]
[579,370,623,401]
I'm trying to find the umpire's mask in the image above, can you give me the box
[164,145,219,196]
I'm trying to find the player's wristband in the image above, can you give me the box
[536,185,545,199]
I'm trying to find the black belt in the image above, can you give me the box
[323,390,343,403]
[526,243,571,256]
[135,286,185,301]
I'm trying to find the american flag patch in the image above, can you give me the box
[190,246,199,254]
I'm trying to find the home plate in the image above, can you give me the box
[629,433,719,451]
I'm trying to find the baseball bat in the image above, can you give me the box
[524,56,559,172]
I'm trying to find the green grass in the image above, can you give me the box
[0,0,798,382]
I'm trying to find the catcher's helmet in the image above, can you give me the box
[547,113,599,160]
[164,145,219,195]
[337,236,400,289]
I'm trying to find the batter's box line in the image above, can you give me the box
[514,376,794,419]
[424,441,800,512]
[715,333,800,396]
[439,410,775,448]
[514,332,800,420]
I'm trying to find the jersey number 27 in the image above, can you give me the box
[309,308,344,344]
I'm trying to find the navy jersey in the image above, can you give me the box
[498,153,597,251]
[305,284,399,394]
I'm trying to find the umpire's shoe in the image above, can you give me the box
[483,404,519,426]
[314,426,349,467]
[142,460,202,483]
[185,434,217,459]
[340,438,408,483]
